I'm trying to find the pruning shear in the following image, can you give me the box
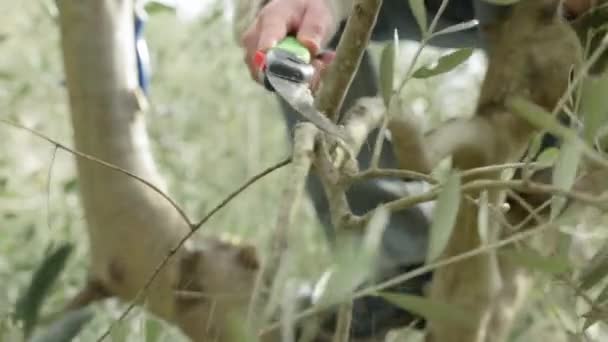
[253,37,349,142]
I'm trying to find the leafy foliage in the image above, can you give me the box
[412,48,474,79]
[426,172,461,262]
[14,243,73,338]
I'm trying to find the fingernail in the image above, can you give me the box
[253,51,266,70]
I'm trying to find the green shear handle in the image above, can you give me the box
[260,37,315,91]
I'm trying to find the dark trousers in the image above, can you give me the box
[277,1,509,270]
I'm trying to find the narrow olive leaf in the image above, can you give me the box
[580,73,608,144]
[317,208,388,306]
[144,318,163,342]
[551,140,582,219]
[432,20,479,38]
[520,133,545,177]
[594,282,608,306]
[477,190,489,245]
[226,314,258,342]
[426,172,461,262]
[505,249,570,275]
[408,0,427,36]
[14,243,73,338]
[507,97,578,140]
[30,308,93,342]
[579,244,608,290]
[412,48,474,79]
[0,71,12,80]
[536,147,560,166]
[144,0,177,14]
[379,293,474,328]
[380,40,396,107]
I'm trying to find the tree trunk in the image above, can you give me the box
[56,1,260,340]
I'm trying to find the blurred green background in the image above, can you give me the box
[2,0,607,341]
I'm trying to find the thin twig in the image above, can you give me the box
[47,145,58,230]
[370,0,451,168]
[350,168,438,184]
[0,118,193,227]
[360,178,607,224]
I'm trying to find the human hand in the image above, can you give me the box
[240,0,339,90]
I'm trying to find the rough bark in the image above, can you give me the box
[56,1,260,341]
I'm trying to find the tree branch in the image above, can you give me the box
[315,0,384,121]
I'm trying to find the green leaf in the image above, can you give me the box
[477,191,489,245]
[317,208,388,305]
[14,243,73,338]
[144,318,163,342]
[536,147,560,166]
[507,97,578,141]
[408,0,427,36]
[144,0,176,15]
[505,249,570,275]
[551,140,582,219]
[427,172,461,262]
[379,293,474,327]
[432,20,479,38]
[579,244,608,290]
[62,178,78,193]
[412,48,474,79]
[379,32,398,107]
[30,308,93,342]
[0,70,12,80]
[580,73,608,145]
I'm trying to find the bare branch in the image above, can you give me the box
[315,0,383,121]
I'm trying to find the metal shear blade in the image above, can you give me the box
[266,73,349,142]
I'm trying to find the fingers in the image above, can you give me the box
[240,0,337,85]
[310,51,336,93]
[297,1,335,56]
[241,1,305,82]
